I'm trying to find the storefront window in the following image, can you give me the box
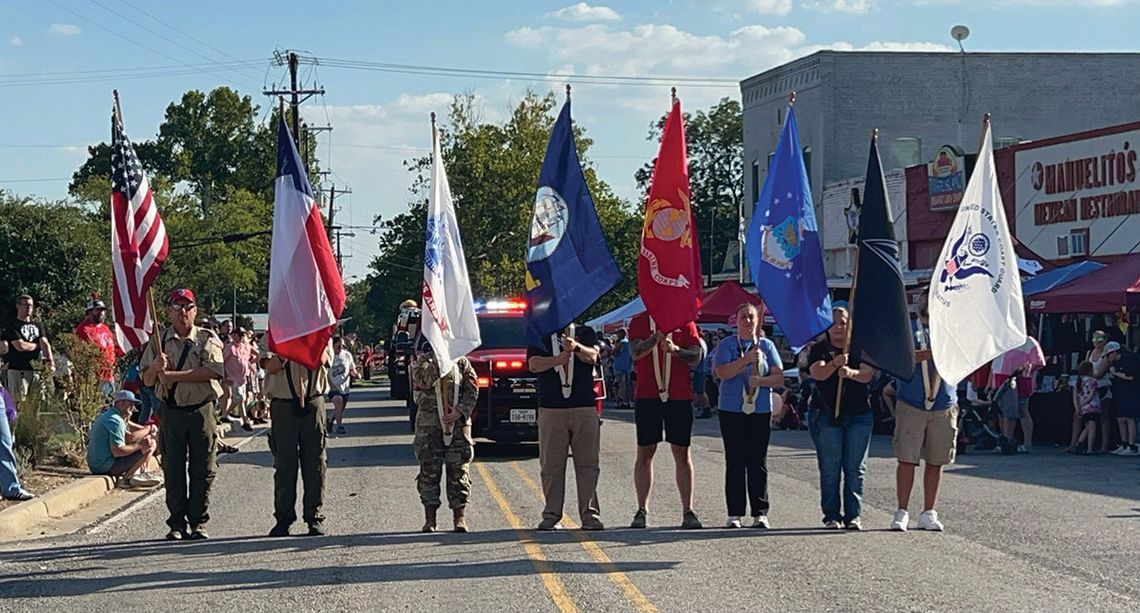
[890,137,922,169]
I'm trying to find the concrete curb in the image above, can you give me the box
[0,422,237,539]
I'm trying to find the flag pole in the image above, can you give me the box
[834,129,874,418]
[566,83,571,101]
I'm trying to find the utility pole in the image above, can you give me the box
[263,50,324,154]
[325,183,353,271]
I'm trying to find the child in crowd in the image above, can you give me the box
[1073,361,1101,455]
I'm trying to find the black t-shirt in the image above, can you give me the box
[527,326,598,408]
[807,341,870,418]
[2,319,45,371]
[1113,350,1140,395]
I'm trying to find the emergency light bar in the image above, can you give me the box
[473,299,527,313]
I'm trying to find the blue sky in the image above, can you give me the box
[2,0,1137,280]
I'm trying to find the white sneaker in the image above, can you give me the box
[890,509,909,531]
[824,520,842,530]
[1123,446,1140,457]
[726,516,742,529]
[751,515,769,529]
[1111,445,1127,456]
[129,471,163,488]
[918,509,944,531]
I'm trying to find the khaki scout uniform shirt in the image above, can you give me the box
[140,325,225,407]
[260,339,332,402]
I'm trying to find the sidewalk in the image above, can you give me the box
[0,421,250,540]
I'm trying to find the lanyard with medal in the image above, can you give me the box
[649,318,672,402]
[740,336,763,414]
[434,360,461,446]
[554,323,575,399]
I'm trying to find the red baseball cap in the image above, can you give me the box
[169,288,196,304]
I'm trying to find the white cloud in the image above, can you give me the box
[548,2,621,21]
[739,0,794,14]
[8,35,23,46]
[48,23,81,36]
[804,0,876,12]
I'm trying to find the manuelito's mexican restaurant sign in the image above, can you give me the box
[1015,124,1140,258]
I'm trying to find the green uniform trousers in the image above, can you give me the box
[269,397,327,525]
[158,401,218,531]
[413,426,473,509]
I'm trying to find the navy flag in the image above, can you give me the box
[524,98,622,346]
[746,105,831,348]
[849,135,915,380]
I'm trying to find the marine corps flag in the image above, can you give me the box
[928,117,1026,387]
[524,92,622,347]
[638,96,702,333]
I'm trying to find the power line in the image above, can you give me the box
[306,56,739,89]
[41,0,253,91]
[0,177,73,183]
[0,63,264,88]
[88,0,265,85]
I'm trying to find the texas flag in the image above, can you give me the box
[267,116,345,369]
[638,98,702,333]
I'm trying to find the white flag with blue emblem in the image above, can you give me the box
[928,119,1026,387]
[421,117,481,373]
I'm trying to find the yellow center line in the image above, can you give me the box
[508,462,660,613]
[474,462,578,613]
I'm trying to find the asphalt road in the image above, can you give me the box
[1,385,1138,612]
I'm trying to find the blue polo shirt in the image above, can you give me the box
[612,339,632,373]
[712,334,782,414]
[894,322,955,411]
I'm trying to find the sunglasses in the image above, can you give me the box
[170,303,196,312]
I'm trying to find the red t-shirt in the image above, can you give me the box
[628,313,699,402]
[74,320,118,381]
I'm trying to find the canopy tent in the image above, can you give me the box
[1028,254,1140,313]
[585,297,644,331]
[697,279,765,324]
[1022,260,1106,296]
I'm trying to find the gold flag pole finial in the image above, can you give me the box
[872,128,879,142]
[788,91,796,107]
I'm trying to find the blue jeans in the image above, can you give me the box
[808,409,873,523]
[1,417,23,498]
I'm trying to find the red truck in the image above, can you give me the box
[406,299,603,443]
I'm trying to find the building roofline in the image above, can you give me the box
[1005,119,1140,153]
[739,50,1140,89]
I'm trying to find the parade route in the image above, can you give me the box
[1,386,1138,613]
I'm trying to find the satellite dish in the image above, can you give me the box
[951,25,970,51]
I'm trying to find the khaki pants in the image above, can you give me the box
[269,398,327,525]
[5,370,37,415]
[538,406,601,523]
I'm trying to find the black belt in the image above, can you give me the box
[167,399,212,412]
[271,395,323,404]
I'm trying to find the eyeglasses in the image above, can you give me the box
[17,301,33,307]
[170,303,196,312]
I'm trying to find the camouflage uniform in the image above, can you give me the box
[412,351,477,510]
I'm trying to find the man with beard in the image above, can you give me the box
[75,295,119,398]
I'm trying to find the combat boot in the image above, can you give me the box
[453,507,468,533]
[422,506,439,533]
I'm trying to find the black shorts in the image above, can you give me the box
[1080,413,1101,426]
[634,399,694,448]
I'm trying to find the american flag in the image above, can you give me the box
[111,102,168,352]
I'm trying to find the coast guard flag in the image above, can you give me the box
[422,118,481,372]
[638,98,703,333]
[746,106,831,347]
[849,135,915,380]
[268,117,345,369]
[929,120,1026,386]
[524,99,622,346]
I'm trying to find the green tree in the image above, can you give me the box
[635,97,743,278]
[351,91,639,336]
[0,191,110,335]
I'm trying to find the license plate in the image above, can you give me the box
[510,408,536,423]
[514,385,536,394]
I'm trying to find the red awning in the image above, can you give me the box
[697,280,765,324]
[1027,254,1140,314]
